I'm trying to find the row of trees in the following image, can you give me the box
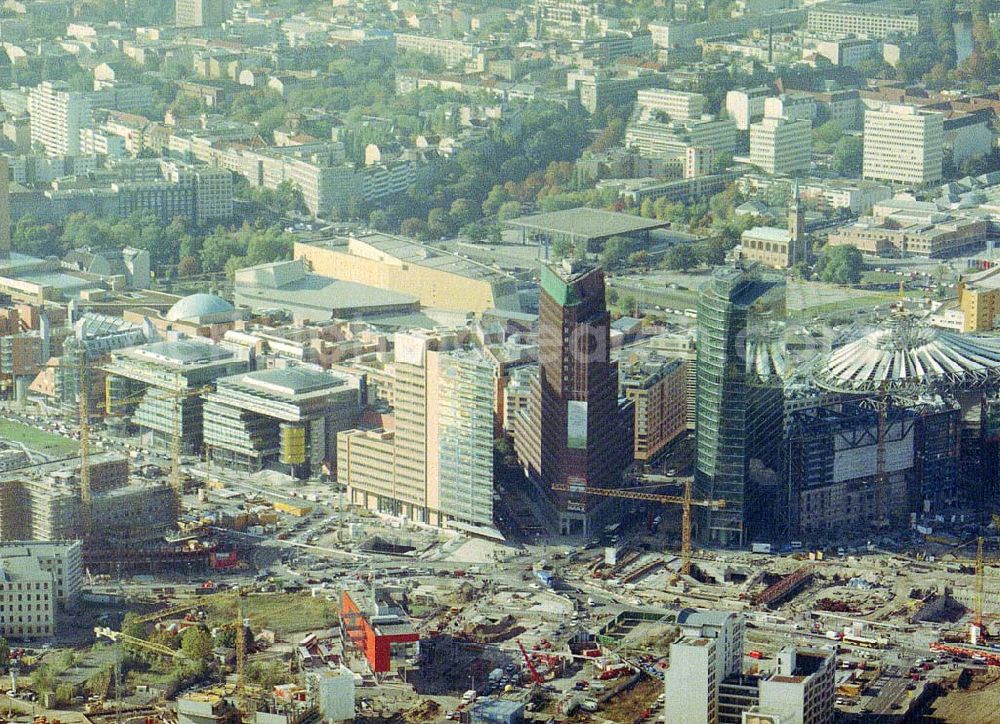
[13,213,294,279]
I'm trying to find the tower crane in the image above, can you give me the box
[94,627,188,661]
[976,536,986,640]
[73,357,212,534]
[927,537,1000,665]
[235,588,250,718]
[78,352,93,540]
[550,476,725,575]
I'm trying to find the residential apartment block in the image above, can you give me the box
[28,81,92,157]
[0,540,81,608]
[636,89,707,122]
[958,266,1000,331]
[395,34,480,68]
[175,0,227,28]
[807,4,922,39]
[0,556,56,638]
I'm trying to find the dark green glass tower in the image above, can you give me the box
[695,263,785,545]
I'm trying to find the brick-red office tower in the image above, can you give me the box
[514,260,632,535]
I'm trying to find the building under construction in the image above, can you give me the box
[0,452,176,548]
[785,399,960,537]
[46,313,151,411]
[103,338,251,452]
[799,317,1000,534]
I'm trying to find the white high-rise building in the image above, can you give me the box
[665,638,719,724]
[636,89,707,122]
[725,87,771,131]
[752,647,836,724]
[664,610,746,724]
[28,81,92,157]
[749,116,812,175]
[863,104,944,185]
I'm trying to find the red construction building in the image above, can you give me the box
[340,590,419,675]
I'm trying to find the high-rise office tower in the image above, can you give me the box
[175,0,227,28]
[695,263,785,545]
[338,331,495,528]
[514,260,633,535]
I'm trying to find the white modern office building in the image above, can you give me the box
[863,104,944,185]
[749,116,812,175]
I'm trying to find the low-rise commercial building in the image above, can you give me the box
[826,214,988,257]
[234,259,419,322]
[340,589,418,676]
[295,233,522,315]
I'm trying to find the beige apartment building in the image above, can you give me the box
[958,266,1000,332]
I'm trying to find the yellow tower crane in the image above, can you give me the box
[94,626,188,661]
[933,536,997,644]
[73,358,213,531]
[551,477,725,575]
[235,588,250,719]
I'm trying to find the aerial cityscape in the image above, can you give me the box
[0,0,999,722]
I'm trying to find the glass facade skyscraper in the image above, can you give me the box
[695,263,786,545]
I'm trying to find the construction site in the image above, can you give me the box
[0,323,998,723]
[0,449,993,724]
